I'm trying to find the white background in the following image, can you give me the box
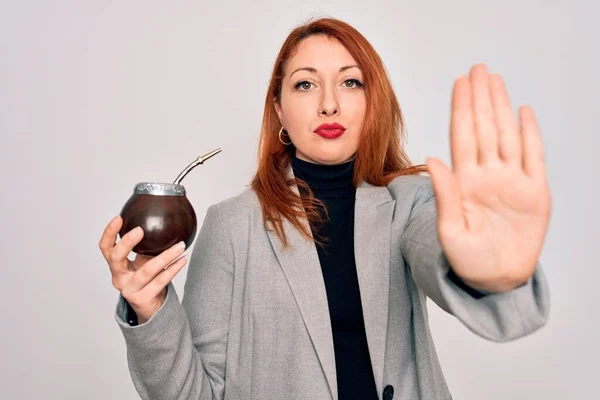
[1,0,597,398]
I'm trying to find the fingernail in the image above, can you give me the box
[176,241,186,250]
[132,226,143,236]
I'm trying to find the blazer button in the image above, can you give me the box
[382,384,394,400]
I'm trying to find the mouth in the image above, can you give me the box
[314,123,346,139]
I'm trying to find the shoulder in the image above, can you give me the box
[206,187,261,229]
[385,174,438,226]
[386,173,435,203]
[214,187,260,212]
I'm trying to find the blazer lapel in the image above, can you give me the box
[265,168,338,400]
[354,181,395,397]
[265,168,395,400]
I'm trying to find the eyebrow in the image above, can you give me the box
[290,65,360,77]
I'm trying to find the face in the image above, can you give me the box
[274,35,366,165]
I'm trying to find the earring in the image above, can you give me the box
[279,126,292,145]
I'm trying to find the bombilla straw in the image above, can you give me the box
[173,148,222,185]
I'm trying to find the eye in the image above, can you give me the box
[294,80,314,91]
[343,79,363,89]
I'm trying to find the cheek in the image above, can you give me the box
[352,96,367,116]
[344,97,367,130]
[283,99,314,131]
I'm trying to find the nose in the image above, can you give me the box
[319,105,338,116]
[318,86,339,116]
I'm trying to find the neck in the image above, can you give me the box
[291,155,355,198]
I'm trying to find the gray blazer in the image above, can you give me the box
[115,173,550,400]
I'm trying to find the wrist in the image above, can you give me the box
[459,275,528,294]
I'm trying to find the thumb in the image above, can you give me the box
[425,157,464,237]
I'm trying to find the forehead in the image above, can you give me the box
[285,35,358,75]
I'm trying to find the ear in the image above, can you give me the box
[272,97,284,126]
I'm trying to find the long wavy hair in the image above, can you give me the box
[250,17,428,247]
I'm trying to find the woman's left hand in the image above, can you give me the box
[425,64,552,293]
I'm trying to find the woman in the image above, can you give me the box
[100,17,551,400]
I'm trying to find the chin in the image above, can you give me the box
[306,151,354,165]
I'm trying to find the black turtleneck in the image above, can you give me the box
[291,155,378,400]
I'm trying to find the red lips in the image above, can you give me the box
[314,123,346,139]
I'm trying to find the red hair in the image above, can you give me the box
[250,17,428,247]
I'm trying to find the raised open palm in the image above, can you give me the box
[426,64,552,293]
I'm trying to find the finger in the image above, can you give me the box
[99,215,122,261]
[520,106,547,181]
[130,241,187,291]
[489,74,521,166]
[426,157,465,237]
[138,255,188,299]
[450,76,478,174]
[109,226,145,275]
[470,64,500,164]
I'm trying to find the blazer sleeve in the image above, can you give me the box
[114,203,233,399]
[399,181,550,342]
